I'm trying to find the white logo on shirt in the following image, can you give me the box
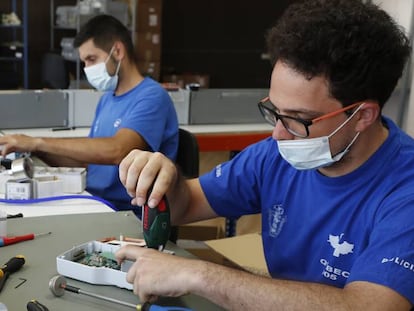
[381,257,414,272]
[320,258,350,281]
[269,205,287,238]
[328,234,354,257]
[114,118,121,128]
[215,164,222,177]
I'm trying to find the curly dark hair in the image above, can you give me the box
[266,0,411,108]
[74,15,136,64]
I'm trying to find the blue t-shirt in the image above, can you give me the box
[200,117,414,304]
[87,77,179,210]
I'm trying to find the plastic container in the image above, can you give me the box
[56,241,133,290]
[0,209,7,237]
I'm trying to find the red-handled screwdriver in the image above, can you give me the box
[0,232,51,247]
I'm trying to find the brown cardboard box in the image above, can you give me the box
[134,31,161,61]
[136,1,162,32]
[205,233,270,277]
[138,61,160,80]
[162,74,210,88]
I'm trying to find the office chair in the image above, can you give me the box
[41,53,70,89]
[176,128,200,178]
[169,128,200,242]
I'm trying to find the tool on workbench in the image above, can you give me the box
[0,231,51,247]
[0,255,25,292]
[26,300,49,311]
[142,195,171,251]
[49,275,192,311]
[6,213,23,219]
[0,156,34,179]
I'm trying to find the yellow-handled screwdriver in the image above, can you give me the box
[0,255,25,292]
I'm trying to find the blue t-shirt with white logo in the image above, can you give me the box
[87,77,178,210]
[199,117,414,304]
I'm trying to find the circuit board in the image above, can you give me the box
[72,249,120,270]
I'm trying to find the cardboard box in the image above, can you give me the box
[163,74,210,89]
[177,224,224,241]
[136,1,162,32]
[134,31,161,61]
[205,233,270,277]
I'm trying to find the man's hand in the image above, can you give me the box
[0,134,39,157]
[119,150,178,207]
[115,245,199,302]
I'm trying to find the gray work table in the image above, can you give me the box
[0,212,224,310]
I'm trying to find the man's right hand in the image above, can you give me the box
[119,150,178,207]
[0,134,39,157]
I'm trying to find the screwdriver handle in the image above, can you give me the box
[27,300,49,311]
[0,234,34,247]
[0,255,25,292]
[142,196,170,250]
[1,255,25,273]
[142,302,193,311]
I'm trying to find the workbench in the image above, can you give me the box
[2,124,271,237]
[0,212,224,310]
[0,193,114,217]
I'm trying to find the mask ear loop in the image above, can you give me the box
[105,46,116,63]
[114,58,121,76]
[329,103,365,138]
[105,45,122,76]
[331,103,365,159]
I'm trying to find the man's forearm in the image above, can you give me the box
[191,261,410,311]
[36,137,126,165]
[34,151,85,167]
[169,177,216,225]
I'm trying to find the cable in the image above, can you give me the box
[0,195,115,210]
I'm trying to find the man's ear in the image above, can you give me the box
[355,101,381,131]
[112,41,125,61]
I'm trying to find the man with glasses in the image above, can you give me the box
[116,0,414,309]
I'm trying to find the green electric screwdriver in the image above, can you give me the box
[142,196,171,251]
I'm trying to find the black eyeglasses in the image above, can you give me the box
[257,97,361,138]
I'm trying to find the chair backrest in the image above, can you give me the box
[169,128,199,243]
[176,128,199,178]
[41,53,70,89]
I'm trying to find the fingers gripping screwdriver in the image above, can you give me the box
[0,255,25,292]
[142,196,171,251]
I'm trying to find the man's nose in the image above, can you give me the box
[272,120,294,141]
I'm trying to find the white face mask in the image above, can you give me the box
[84,46,121,92]
[277,104,363,170]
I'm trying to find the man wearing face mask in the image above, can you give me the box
[0,15,179,212]
[115,0,414,310]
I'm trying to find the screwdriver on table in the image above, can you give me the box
[0,232,51,247]
[0,255,26,292]
[50,275,192,311]
[26,300,49,311]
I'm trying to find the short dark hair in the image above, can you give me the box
[266,0,411,108]
[74,14,136,64]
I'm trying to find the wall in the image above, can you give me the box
[373,0,414,136]
[161,0,295,88]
